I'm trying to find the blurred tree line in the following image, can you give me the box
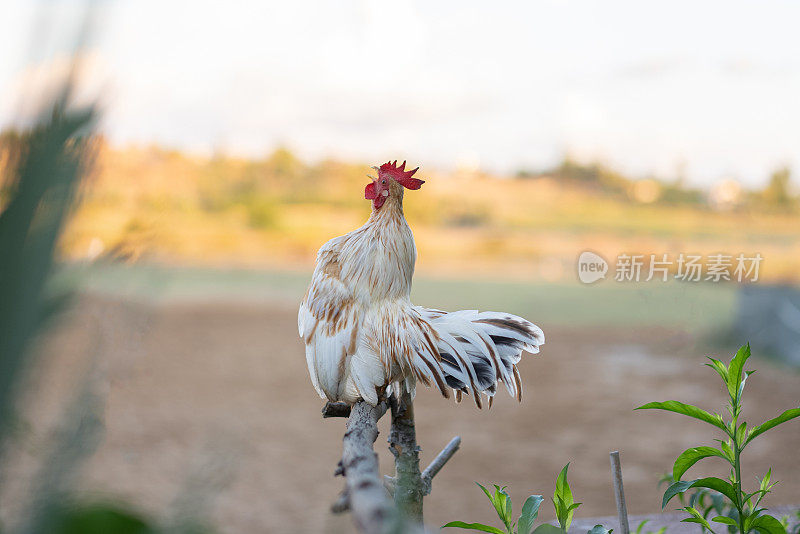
[516,155,797,211]
[2,131,797,221]
[2,129,799,277]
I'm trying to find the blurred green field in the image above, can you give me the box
[56,262,737,330]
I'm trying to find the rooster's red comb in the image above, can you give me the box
[377,160,424,190]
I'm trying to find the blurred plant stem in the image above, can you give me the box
[0,90,96,437]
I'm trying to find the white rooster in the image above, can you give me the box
[298,161,544,408]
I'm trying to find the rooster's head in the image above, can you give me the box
[365,160,424,210]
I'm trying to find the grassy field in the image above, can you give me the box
[56,262,738,331]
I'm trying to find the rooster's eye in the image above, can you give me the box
[381,180,386,184]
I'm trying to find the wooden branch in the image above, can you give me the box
[328,395,457,533]
[383,475,396,496]
[610,451,630,534]
[420,436,461,495]
[388,391,424,524]
[339,400,397,534]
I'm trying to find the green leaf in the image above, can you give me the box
[553,463,576,531]
[682,506,717,534]
[735,422,748,447]
[51,503,151,534]
[588,525,613,534]
[727,343,750,401]
[672,446,729,480]
[442,521,507,534]
[662,478,737,509]
[747,408,800,444]
[705,357,729,385]
[531,525,565,534]
[554,464,573,504]
[712,517,738,526]
[478,483,495,503]
[635,401,726,430]
[718,440,734,463]
[760,469,772,492]
[518,495,544,534]
[710,493,726,517]
[495,485,512,530]
[503,490,512,528]
[476,483,511,528]
[634,520,649,534]
[738,370,755,399]
[751,514,787,534]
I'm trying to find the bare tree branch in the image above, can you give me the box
[327,396,458,533]
[389,391,424,524]
[420,436,461,495]
[340,400,397,534]
[384,475,396,496]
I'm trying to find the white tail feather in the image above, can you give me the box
[414,307,544,406]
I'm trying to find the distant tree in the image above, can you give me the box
[762,166,793,208]
[266,146,303,179]
[554,156,629,196]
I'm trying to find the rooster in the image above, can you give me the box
[298,161,544,408]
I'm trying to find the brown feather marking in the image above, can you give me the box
[475,317,533,338]
[479,335,503,380]
[325,298,353,335]
[421,326,441,362]
[322,257,341,278]
[472,389,483,409]
[304,318,318,344]
[418,355,449,399]
[513,365,523,402]
[338,346,347,382]
[347,323,359,355]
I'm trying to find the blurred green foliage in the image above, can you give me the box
[0,74,215,533]
[0,98,94,434]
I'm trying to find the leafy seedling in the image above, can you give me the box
[637,343,799,534]
[443,464,609,534]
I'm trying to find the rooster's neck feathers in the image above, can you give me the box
[369,179,405,221]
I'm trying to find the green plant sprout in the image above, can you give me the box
[659,472,731,533]
[634,519,667,534]
[443,464,612,534]
[779,510,800,534]
[637,343,800,534]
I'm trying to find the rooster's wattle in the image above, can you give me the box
[298,161,544,407]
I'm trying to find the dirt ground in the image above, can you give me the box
[2,294,799,533]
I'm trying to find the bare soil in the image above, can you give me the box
[2,295,798,533]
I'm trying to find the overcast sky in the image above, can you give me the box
[2,0,800,186]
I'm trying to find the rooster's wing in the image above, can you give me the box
[298,238,362,401]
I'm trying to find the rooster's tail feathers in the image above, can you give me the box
[415,307,544,408]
